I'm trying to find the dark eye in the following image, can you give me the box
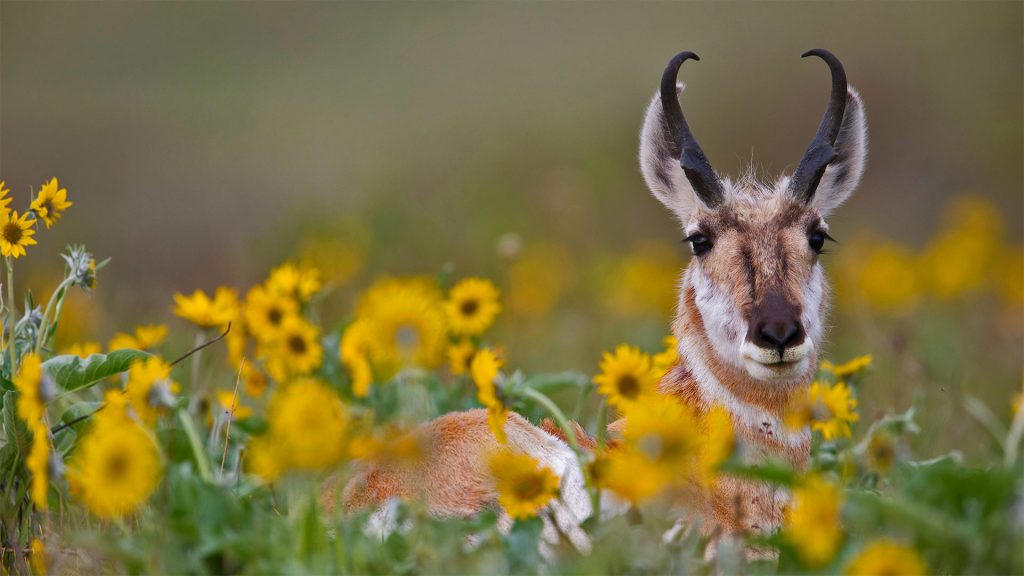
[685,233,713,257]
[809,230,834,254]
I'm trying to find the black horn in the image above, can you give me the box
[789,48,848,203]
[661,51,725,208]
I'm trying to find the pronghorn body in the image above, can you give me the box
[326,48,866,547]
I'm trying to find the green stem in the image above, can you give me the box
[35,277,73,355]
[178,409,213,482]
[6,257,16,373]
[521,387,579,453]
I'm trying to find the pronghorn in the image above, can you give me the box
[324,48,866,548]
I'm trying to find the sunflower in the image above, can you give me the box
[64,341,102,358]
[865,430,897,474]
[15,353,51,424]
[244,285,298,341]
[844,539,928,576]
[29,538,46,575]
[0,210,37,259]
[0,181,11,214]
[617,396,701,491]
[821,354,872,379]
[67,391,163,519]
[214,390,253,421]
[652,335,680,377]
[30,178,72,229]
[447,339,477,376]
[445,277,502,336]
[267,262,322,302]
[594,345,660,409]
[27,422,50,509]
[125,356,178,425]
[488,451,560,519]
[784,474,843,567]
[357,277,447,373]
[245,435,284,483]
[339,318,378,397]
[173,287,239,329]
[109,323,168,351]
[697,405,735,486]
[263,316,323,381]
[240,363,269,397]
[785,381,860,440]
[264,377,347,471]
[471,348,507,444]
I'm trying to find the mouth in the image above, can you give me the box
[740,340,813,381]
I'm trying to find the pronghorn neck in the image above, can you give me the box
[665,268,814,460]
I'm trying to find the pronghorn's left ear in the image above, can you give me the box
[639,85,702,222]
[811,88,867,216]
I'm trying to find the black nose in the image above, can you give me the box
[756,321,804,349]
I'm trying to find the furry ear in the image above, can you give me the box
[639,85,702,222]
[812,87,867,216]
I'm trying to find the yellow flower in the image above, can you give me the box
[0,181,11,215]
[920,196,1002,300]
[15,353,49,424]
[866,430,897,474]
[349,425,427,469]
[998,247,1024,307]
[821,354,872,379]
[652,335,680,377]
[840,239,920,313]
[844,539,927,576]
[267,262,322,301]
[173,287,239,329]
[698,405,735,486]
[240,363,269,397]
[125,356,178,425]
[785,381,860,440]
[29,537,46,575]
[471,348,507,444]
[263,316,323,381]
[67,392,163,519]
[447,339,477,376]
[602,242,682,317]
[264,378,347,471]
[357,277,447,373]
[616,396,702,499]
[596,449,669,504]
[244,285,298,342]
[507,242,575,318]
[245,435,284,483]
[340,319,378,397]
[298,236,365,287]
[109,324,168,351]
[784,475,843,567]
[215,390,253,421]
[488,451,560,519]
[30,178,72,229]
[64,341,102,358]
[445,277,502,336]
[27,422,50,509]
[594,345,660,409]
[0,210,37,259]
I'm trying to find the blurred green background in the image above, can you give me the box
[2,2,1021,458]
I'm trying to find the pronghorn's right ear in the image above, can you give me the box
[811,87,867,216]
[639,85,702,222]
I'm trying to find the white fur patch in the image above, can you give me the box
[800,264,827,348]
[687,267,746,369]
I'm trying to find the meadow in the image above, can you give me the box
[0,177,1020,575]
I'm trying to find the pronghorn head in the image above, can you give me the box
[640,50,867,384]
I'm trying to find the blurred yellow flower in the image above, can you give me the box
[471,348,507,444]
[244,284,298,342]
[27,422,50,509]
[357,277,447,372]
[299,236,364,287]
[840,239,920,313]
[488,451,560,519]
[64,341,102,358]
[507,242,574,318]
[844,539,927,576]
[349,425,427,469]
[30,177,72,229]
[594,345,660,410]
[267,262,321,302]
[919,196,1002,300]
[15,353,49,424]
[785,475,843,567]
[240,363,269,397]
[263,316,323,381]
[445,277,502,337]
[820,354,872,379]
[0,210,38,258]
[340,319,377,397]
[173,287,239,329]
[785,381,860,440]
[264,378,347,471]
[652,335,679,377]
[214,389,252,421]
[866,430,897,474]
[698,405,735,486]
[0,181,11,215]
[998,246,1024,307]
[447,339,477,376]
[109,324,168,351]
[125,356,178,425]
[602,242,681,317]
[68,391,163,519]
[29,537,46,575]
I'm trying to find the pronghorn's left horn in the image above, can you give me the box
[661,51,725,208]
[789,48,848,203]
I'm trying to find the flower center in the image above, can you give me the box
[460,299,479,317]
[811,400,833,422]
[616,374,640,398]
[268,307,283,325]
[395,324,420,351]
[514,474,543,500]
[42,200,54,215]
[288,334,307,354]
[105,451,130,482]
[3,222,22,244]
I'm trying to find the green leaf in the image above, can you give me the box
[719,456,797,486]
[0,374,14,392]
[42,349,151,392]
[522,371,590,395]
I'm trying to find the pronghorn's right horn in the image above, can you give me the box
[789,48,848,203]
[660,51,725,208]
